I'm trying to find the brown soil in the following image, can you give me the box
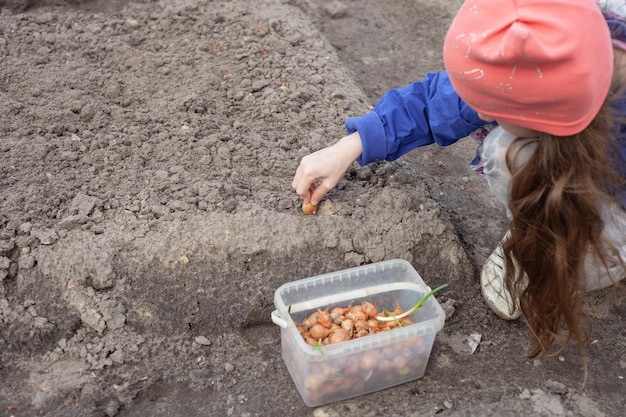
[0,0,623,416]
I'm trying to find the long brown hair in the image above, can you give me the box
[503,61,626,365]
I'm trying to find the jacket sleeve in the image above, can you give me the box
[345,71,486,165]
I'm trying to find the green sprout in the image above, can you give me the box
[313,341,325,356]
[377,283,449,322]
[382,307,404,327]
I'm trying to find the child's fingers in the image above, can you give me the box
[295,184,311,202]
[292,169,312,201]
[291,167,303,191]
[310,181,331,205]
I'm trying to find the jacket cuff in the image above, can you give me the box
[345,111,387,165]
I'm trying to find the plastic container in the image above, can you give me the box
[271,259,446,407]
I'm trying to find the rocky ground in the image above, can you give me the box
[0,0,624,416]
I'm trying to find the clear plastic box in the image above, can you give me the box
[272,259,446,407]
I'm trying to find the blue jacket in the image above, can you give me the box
[345,71,484,165]
[345,22,626,208]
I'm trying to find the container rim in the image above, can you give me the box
[273,259,423,312]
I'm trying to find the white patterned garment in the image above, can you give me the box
[478,127,532,217]
[597,0,626,20]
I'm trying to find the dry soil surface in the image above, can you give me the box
[0,0,624,416]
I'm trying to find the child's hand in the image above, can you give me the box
[292,132,363,205]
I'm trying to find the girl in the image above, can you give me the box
[292,0,626,362]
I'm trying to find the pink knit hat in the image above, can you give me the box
[443,0,614,136]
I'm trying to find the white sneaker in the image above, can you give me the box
[480,232,522,320]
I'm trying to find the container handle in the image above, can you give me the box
[271,310,287,328]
